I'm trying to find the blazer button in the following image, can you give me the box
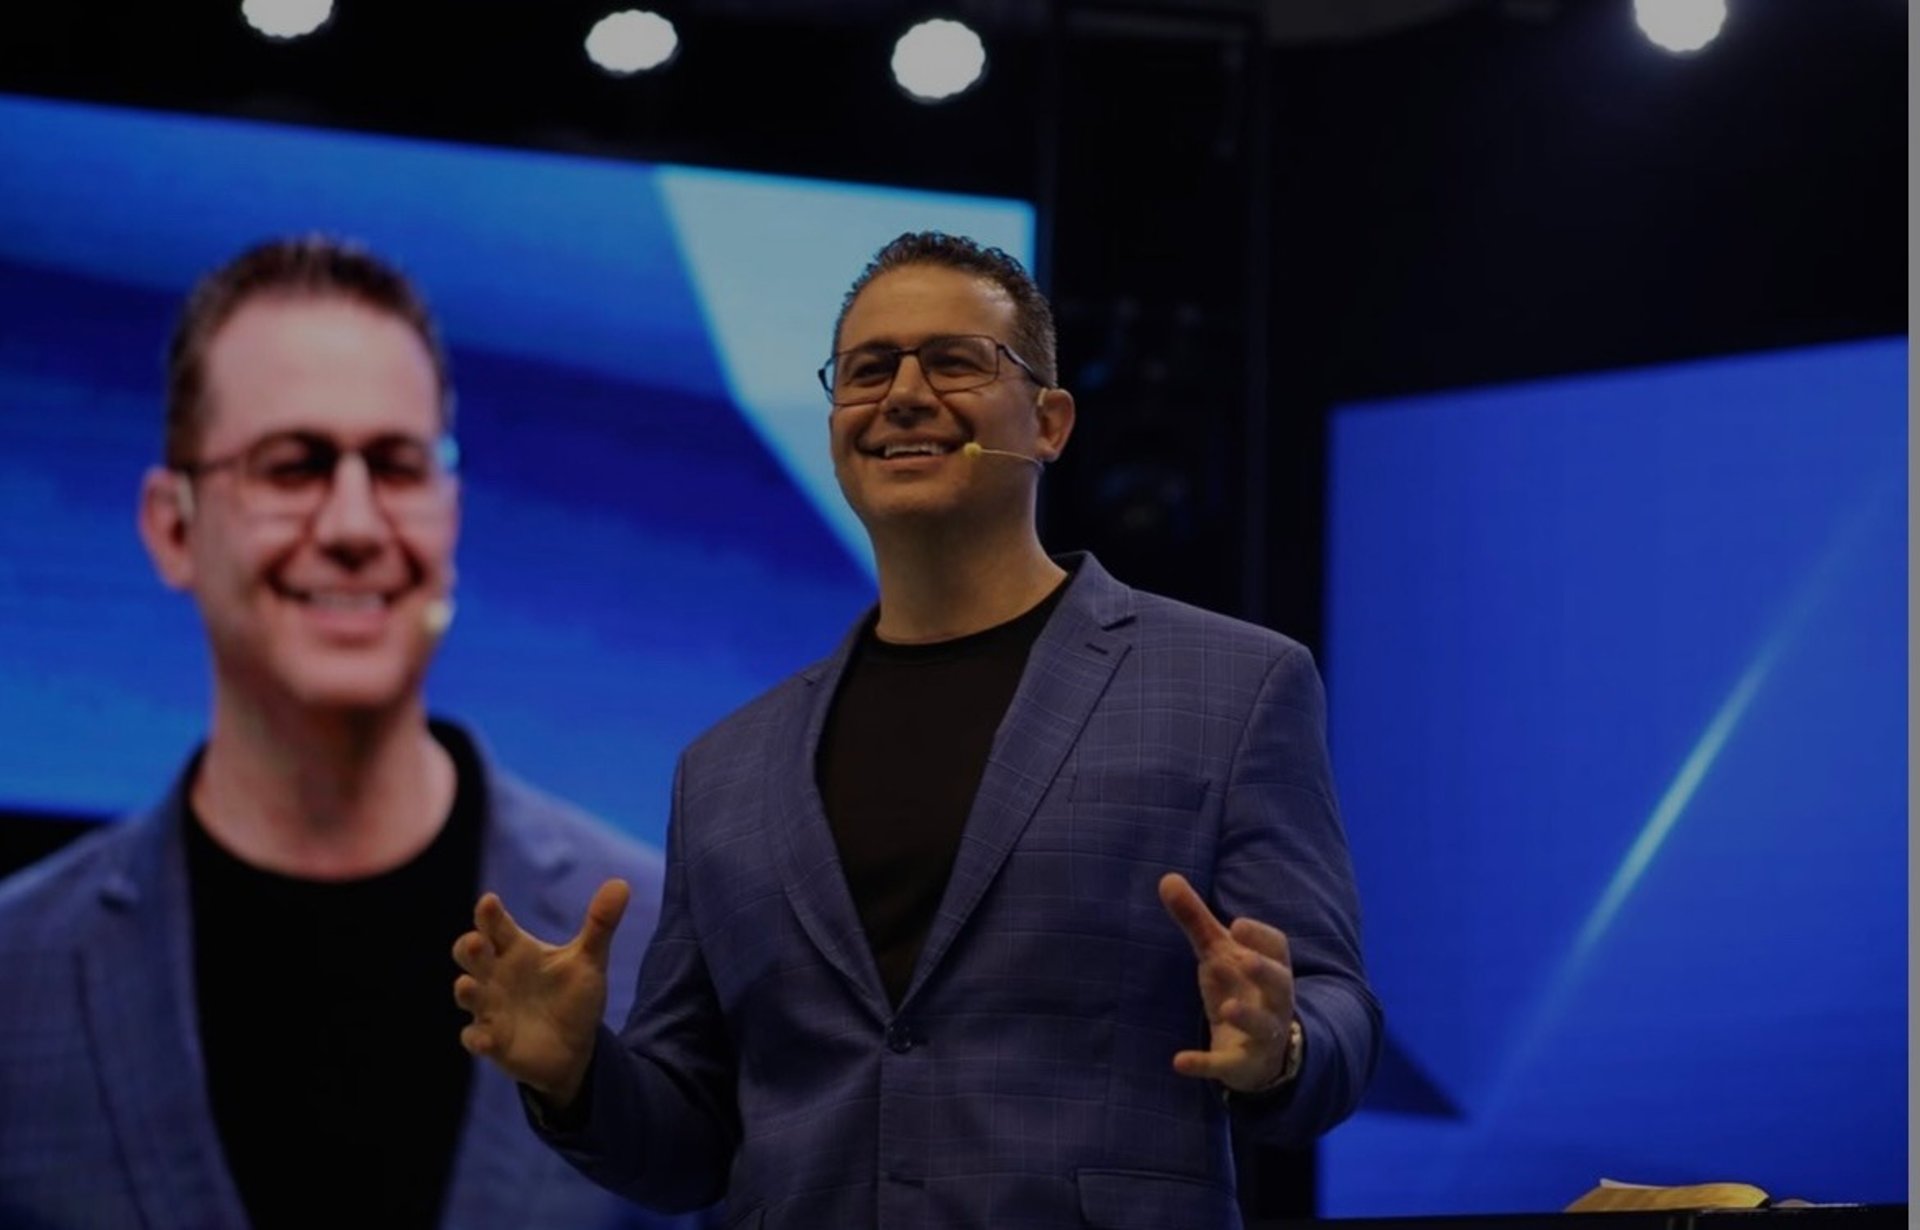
[885,1022,915,1054]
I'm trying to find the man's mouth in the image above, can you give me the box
[273,582,406,610]
[860,439,965,459]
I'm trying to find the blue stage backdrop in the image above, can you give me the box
[0,92,1033,845]
[1320,338,1906,1213]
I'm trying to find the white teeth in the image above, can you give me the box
[881,442,950,459]
[304,591,386,612]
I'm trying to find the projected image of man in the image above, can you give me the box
[0,236,689,1230]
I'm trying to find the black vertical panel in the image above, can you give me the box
[1042,7,1270,629]
[1041,6,1316,1220]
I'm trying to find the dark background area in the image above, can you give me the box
[0,0,1904,1218]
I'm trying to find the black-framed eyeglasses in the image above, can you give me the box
[175,430,459,523]
[817,333,1048,407]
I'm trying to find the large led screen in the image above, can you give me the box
[0,92,1034,847]
[1320,339,1905,1214]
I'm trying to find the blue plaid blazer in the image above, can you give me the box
[545,555,1380,1230]
[0,723,689,1230]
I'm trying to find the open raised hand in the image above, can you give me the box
[1157,872,1298,1094]
[452,878,630,1109]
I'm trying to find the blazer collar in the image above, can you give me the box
[82,760,249,1229]
[793,552,1136,687]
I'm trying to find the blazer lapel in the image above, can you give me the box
[82,798,249,1230]
[902,555,1135,1006]
[772,624,894,1024]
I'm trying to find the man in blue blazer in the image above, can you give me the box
[457,232,1380,1228]
[0,237,685,1230]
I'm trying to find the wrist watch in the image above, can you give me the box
[1231,1016,1305,1101]
[1275,1016,1305,1085]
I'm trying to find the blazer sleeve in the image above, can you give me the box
[533,757,741,1213]
[1214,641,1382,1144]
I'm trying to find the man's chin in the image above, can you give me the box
[271,658,429,719]
[850,485,972,525]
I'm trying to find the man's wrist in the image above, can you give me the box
[525,1075,593,1134]
[523,1045,599,1135]
[1247,1016,1305,1096]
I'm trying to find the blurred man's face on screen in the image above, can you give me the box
[156,294,459,715]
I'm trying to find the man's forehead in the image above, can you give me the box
[195,403,443,454]
[198,296,441,447]
[839,265,1015,348]
[205,293,426,360]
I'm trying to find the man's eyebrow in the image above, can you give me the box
[840,333,951,352]
[249,428,330,446]
[259,428,432,448]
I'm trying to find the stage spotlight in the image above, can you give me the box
[891,19,987,103]
[240,0,332,40]
[586,10,680,75]
[1633,0,1727,54]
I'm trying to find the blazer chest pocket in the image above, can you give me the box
[1050,769,1212,876]
[1068,768,1208,813]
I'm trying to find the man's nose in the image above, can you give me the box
[880,353,939,418]
[310,452,389,556]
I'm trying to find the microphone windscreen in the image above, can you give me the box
[423,598,456,637]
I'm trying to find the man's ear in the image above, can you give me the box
[1033,386,1076,463]
[138,467,196,591]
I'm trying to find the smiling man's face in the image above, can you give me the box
[828,263,1066,535]
[144,293,459,716]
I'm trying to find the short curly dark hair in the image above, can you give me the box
[164,235,450,467]
[833,231,1057,387]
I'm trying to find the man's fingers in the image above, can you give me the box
[1197,949,1290,1015]
[1241,948,1294,1009]
[475,893,522,953]
[1172,1001,1289,1086]
[1171,1048,1233,1081]
[1157,873,1230,957]
[1172,908,1298,1091]
[1220,996,1288,1044]
[574,878,631,967]
[459,1023,494,1058]
[451,930,495,979]
[1228,916,1291,967]
[453,973,483,1014]
[1172,1041,1289,1093]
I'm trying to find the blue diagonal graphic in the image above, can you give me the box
[655,167,1034,575]
[1436,457,1902,1188]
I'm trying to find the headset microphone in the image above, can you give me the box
[961,441,1046,469]
[423,597,457,637]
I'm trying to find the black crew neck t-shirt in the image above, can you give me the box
[185,725,485,1230]
[816,572,1073,1006]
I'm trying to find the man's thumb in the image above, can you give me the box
[575,878,631,966]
